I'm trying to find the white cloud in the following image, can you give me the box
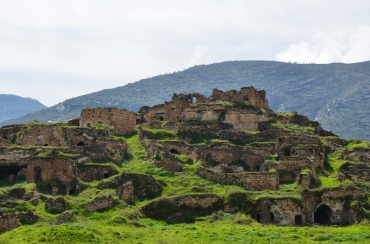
[276,25,370,64]
[0,1,369,105]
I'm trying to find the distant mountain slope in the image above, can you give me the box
[1,61,370,141]
[0,95,46,122]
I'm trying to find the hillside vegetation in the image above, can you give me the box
[1,61,370,140]
[1,87,370,243]
[0,95,46,123]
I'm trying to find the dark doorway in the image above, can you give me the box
[170,148,180,155]
[159,117,164,121]
[104,173,109,178]
[314,204,332,225]
[77,141,85,146]
[270,212,275,221]
[34,167,42,182]
[256,214,261,223]
[295,215,303,225]
[0,166,25,180]
[284,148,291,156]
[218,111,226,122]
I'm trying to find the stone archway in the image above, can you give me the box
[170,148,180,155]
[314,204,332,225]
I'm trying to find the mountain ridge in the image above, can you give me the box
[0,94,46,122]
[1,60,370,141]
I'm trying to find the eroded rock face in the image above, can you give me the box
[45,197,67,213]
[53,210,75,225]
[0,213,18,234]
[84,195,113,212]
[116,181,134,204]
[98,172,162,200]
[7,187,25,200]
[0,211,37,234]
[141,194,223,221]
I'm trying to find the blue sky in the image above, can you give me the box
[1,0,370,106]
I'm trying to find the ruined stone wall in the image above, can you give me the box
[196,167,243,185]
[257,198,303,225]
[156,152,183,172]
[80,107,136,134]
[0,148,39,166]
[341,149,370,163]
[18,125,67,147]
[277,157,312,171]
[77,165,117,182]
[141,194,223,220]
[339,162,370,181]
[179,106,271,131]
[322,187,365,199]
[210,87,269,110]
[26,157,76,184]
[196,167,279,191]
[244,172,279,191]
[196,147,264,172]
[162,141,193,157]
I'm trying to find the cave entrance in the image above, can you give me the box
[314,204,332,225]
[270,212,275,221]
[256,214,261,223]
[295,215,303,225]
[0,166,25,180]
[77,141,85,146]
[34,167,42,182]
[170,148,180,155]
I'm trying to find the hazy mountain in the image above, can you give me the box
[0,94,46,122]
[1,60,370,141]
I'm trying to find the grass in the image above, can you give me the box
[1,218,370,243]
[346,140,370,151]
[2,107,370,243]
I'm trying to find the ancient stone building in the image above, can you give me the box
[26,157,77,184]
[80,107,136,134]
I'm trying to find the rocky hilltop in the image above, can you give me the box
[2,61,370,141]
[0,87,369,242]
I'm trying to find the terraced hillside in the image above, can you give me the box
[0,87,370,243]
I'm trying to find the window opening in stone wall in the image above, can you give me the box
[218,111,226,122]
[295,215,303,225]
[170,148,180,155]
[77,141,85,146]
[69,188,76,195]
[87,123,91,127]
[34,167,42,182]
[256,214,261,223]
[44,144,48,146]
[160,117,164,121]
[314,204,332,225]
[284,148,291,156]
[104,173,109,178]
[270,212,274,221]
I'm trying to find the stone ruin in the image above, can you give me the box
[0,86,369,232]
